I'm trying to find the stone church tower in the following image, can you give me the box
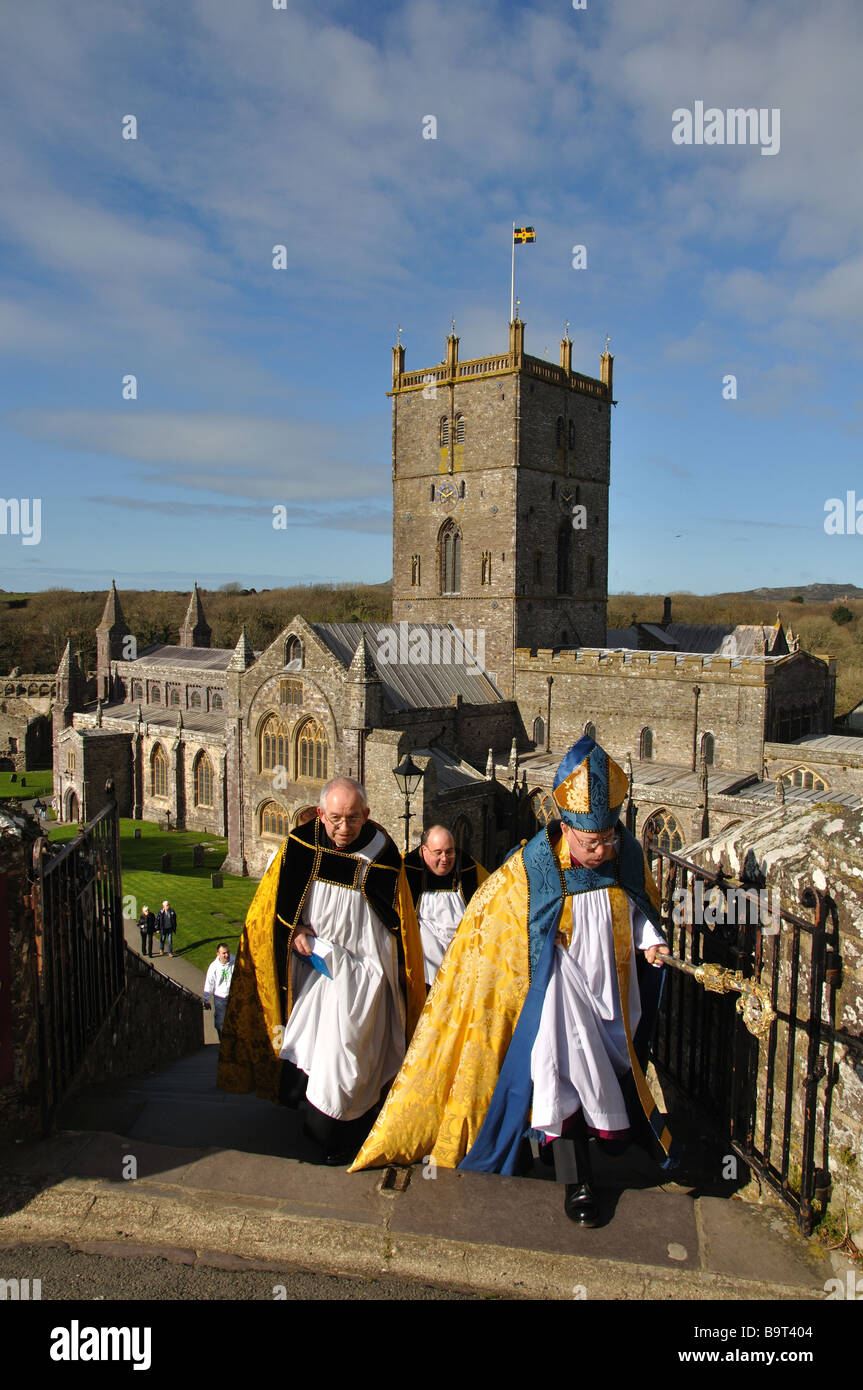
[96,579,130,701]
[390,319,612,697]
[179,581,212,649]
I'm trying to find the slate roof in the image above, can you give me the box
[313,622,503,712]
[126,645,236,672]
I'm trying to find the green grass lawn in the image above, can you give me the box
[49,818,259,973]
[0,769,54,800]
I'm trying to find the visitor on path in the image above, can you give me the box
[203,944,235,1039]
[138,904,156,958]
[156,900,178,957]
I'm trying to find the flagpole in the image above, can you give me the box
[510,223,515,323]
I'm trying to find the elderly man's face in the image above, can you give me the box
[421,828,457,876]
[318,784,369,848]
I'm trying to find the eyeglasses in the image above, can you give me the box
[322,813,365,826]
[569,831,618,851]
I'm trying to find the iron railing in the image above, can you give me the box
[647,843,862,1234]
[31,784,125,1127]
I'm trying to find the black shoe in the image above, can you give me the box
[324,1147,357,1167]
[564,1181,600,1227]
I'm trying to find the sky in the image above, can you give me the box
[1,0,861,596]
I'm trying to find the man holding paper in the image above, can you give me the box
[218,777,425,1165]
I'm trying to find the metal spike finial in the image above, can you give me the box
[451,316,456,336]
[565,319,570,341]
[605,334,611,354]
[396,325,402,346]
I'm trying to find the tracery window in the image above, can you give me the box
[152,744,168,798]
[440,521,462,594]
[260,714,289,773]
[298,718,328,782]
[194,751,214,807]
[642,809,683,853]
[260,800,290,839]
[781,766,828,793]
[640,727,654,760]
[700,732,715,766]
[279,679,303,707]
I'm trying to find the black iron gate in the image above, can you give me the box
[32,786,125,1127]
[649,844,862,1235]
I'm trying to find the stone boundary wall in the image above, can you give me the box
[0,807,42,1140]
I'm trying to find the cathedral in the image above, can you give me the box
[51,319,853,874]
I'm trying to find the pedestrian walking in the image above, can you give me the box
[155,900,178,956]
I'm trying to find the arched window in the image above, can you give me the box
[481,550,492,585]
[642,809,683,853]
[455,414,465,445]
[298,718,328,782]
[640,727,654,760]
[190,691,202,709]
[411,554,421,586]
[700,732,715,766]
[533,716,545,747]
[132,682,143,701]
[429,483,435,502]
[194,751,214,807]
[170,689,180,707]
[260,714,289,773]
[211,693,223,710]
[556,523,572,595]
[584,721,596,740]
[439,416,449,447]
[150,684,161,703]
[529,789,556,827]
[440,521,462,594]
[453,815,472,854]
[285,635,303,668]
[260,800,289,839]
[152,744,168,798]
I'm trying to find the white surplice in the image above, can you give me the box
[278,828,406,1121]
[530,888,665,1137]
[417,888,466,985]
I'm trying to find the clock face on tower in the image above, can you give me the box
[436,481,459,513]
[560,486,575,512]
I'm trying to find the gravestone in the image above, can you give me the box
[211,871,223,889]
[161,853,172,873]
[134,828,142,839]
[193,844,205,868]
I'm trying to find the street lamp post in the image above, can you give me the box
[392,752,424,852]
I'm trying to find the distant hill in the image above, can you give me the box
[733,583,863,603]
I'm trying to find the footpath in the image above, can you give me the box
[0,925,853,1302]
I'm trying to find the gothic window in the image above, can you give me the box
[260,714,289,773]
[260,800,289,839]
[556,417,564,447]
[700,732,716,766]
[298,718,328,782]
[782,766,828,793]
[285,635,303,668]
[66,748,76,774]
[170,689,180,707]
[190,691,202,709]
[279,678,303,707]
[439,416,449,447]
[411,554,421,587]
[152,744,168,798]
[440,521,462,594]
[132,682,143,701]
[584,721,596,740]
[453,815,472,854]
[481,550,492,585]
[640,727,654,760]
[529,789,556,826]
[194,751,214,807]
[455,414,465,445]
[556,523,572,595]
[533,716,545,747]
[642,809,683,853]
[150,684,161,703]
[211,693,223,710]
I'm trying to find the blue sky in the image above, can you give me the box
[1,0,861,595]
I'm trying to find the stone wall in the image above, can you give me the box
[65,940,203,1097]
[0,807,43,1140]
[689,803,863,1232]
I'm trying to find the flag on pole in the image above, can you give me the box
[513,227,536,244]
